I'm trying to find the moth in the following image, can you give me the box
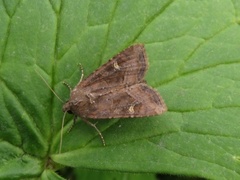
[62,44,167,146]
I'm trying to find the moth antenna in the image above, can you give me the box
[59,111,67,153]
[63,81,72,91]
[34,69,64,103]
[61,63,84,91]
[78,63,84,84]
[67,115,77,133]
[82,118,106,146]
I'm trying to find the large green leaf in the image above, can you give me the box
[1,0,240,179]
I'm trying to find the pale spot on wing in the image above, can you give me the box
[113,62,120,70]
[128,105,135,114]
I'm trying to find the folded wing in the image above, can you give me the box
[78,44,148,95]
[81,83,167,119]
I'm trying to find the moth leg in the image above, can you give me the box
[82,118,106,146]
[67,115,78,133]
[63,81,72,92]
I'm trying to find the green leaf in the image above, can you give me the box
[1,0,240,179]
[41,170,65,180]
[74,168,156,180]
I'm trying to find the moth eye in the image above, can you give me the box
[67,110,73,114]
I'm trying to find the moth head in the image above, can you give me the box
[62,101,73,114]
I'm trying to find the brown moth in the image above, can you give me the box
[62,44,167,146]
